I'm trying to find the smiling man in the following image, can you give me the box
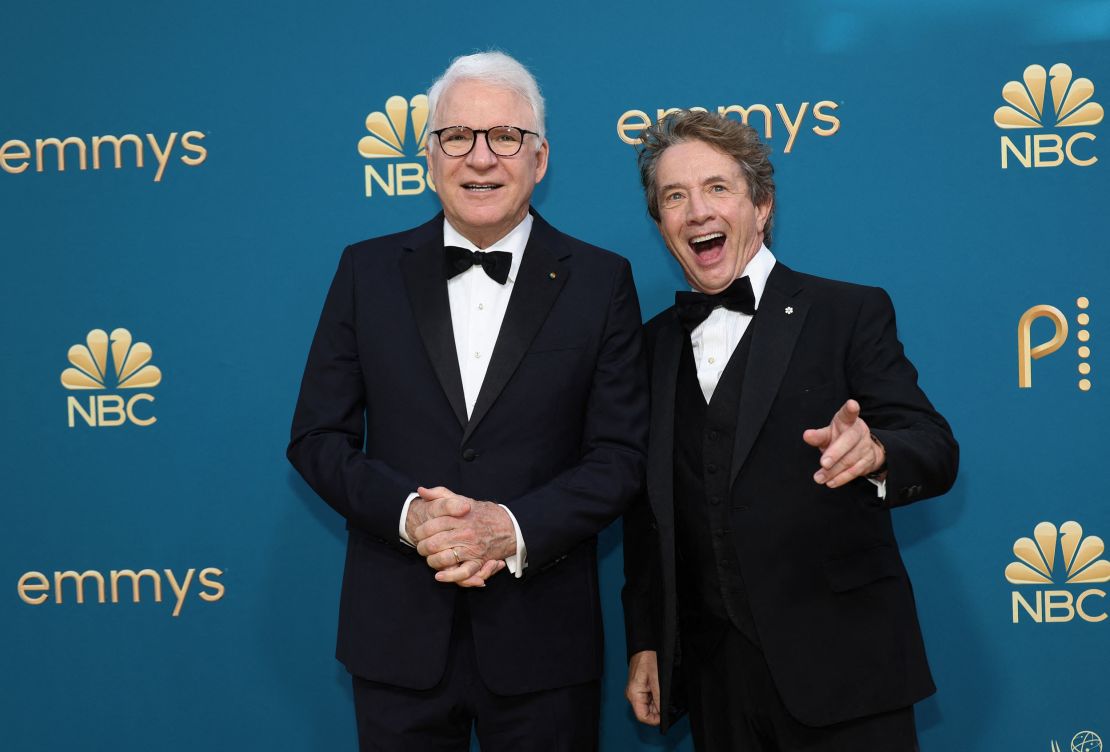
[621,110,958,751]
[288,52,647,751]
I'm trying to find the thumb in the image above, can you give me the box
[802,426,830,448]
[832,399,861,427]
[417,485,452,500]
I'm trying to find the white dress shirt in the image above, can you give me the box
[397,216,531,576]
[688,245,886,499]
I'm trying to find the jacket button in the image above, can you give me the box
[462,448,478,461]
[706,463,718,474]
[709,495,721,505]
[708,430,719,441]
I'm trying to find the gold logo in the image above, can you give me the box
[1017,297,1091,391]
[1007,521,1109,624]
[616,101,841,153]
[358,95,435,197]
[17,566,225,618]
[60,328,161,427]
[995,64,1103,168]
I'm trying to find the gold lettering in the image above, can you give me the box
[396,163,426,196]
[616,110,651,146]
[125,394,156,426]
[146,131,178,182]
[17,571,50,605]
[655,107,683,122]
[67,396,97,428]
[365,164,395,197]
[54,570,106,604]
[1065,132,1097,167]
[776,102,809,154]
[1044,590,1074,622]
[1012,590,1041,623]
[180,131,207,166]
[35,136,88,173]
[1033,133,1064,168]
[1001,135,1032,169]
[110,569,163,603]
[1017,305,1068,388]
[97,394,126,427]
[811,101,841,136]
[0,139,31,173]
[91,134,143,170]
[1076,589,1107,623]
[198,567,225,602]
[163,568,195,617]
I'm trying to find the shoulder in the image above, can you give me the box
[533,212,631,273]
[339,215,441,268]
[773,263,893,310]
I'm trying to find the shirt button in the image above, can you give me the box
[462,448,478,461]
[708,357,716,365]
[474,352,481,359]
[478,303,485,310]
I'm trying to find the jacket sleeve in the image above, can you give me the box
[286,246,416,551]
[850,286,959,507]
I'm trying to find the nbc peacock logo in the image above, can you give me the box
[1007,521,1110,623]
[60,328,162,428]
[358,94,435,198]
[995,63,1104,168]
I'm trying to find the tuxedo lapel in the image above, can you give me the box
[462,215,569,445]
[400,222,468,430]
[648,314,683,531]
[730,264,808,487]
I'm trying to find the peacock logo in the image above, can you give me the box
[995,64,1103,168]
[358,94,435,197]
[1008,521,1109,624]
[60,328,161,427]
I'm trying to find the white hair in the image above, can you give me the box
[427,51,546,144]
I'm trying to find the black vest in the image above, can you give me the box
[674,329,759,648]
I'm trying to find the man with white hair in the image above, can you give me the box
[289,51,647,751]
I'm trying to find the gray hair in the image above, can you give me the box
[427,51,546,144]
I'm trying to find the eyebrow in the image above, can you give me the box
[657,175,734,194]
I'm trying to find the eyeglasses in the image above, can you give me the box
[429,125,540,157]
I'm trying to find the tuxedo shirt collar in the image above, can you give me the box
[443,213,532,285]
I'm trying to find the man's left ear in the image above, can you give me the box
[534,139,550,184]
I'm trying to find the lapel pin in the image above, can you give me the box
[549,271,557,279]
[785,307,794,315]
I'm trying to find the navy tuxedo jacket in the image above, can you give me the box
[622,262,958,729]
[288,211,648,694]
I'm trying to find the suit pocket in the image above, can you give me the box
[823,544,903,593]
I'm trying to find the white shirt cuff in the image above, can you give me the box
[868,477,887,500]
[399,492,421,546]
[499,504,527,578]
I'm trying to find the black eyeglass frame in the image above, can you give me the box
[429,125,542,157]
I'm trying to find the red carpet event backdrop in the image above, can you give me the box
[2,1,1107,749]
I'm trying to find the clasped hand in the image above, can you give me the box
[405,486,515,588]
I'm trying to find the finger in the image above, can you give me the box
[831,399,861,428]
[424,541,477,570]
[815,419,869,475]
[473,559,504,581]
[417,485,453,500]
[802,426,831,449]
[413,516,465,549]
[825,455,878,488]
[435,559,481,584]
[426,495,471,520]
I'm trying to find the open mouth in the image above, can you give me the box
[463,183,501,192]
[689,232,726,255]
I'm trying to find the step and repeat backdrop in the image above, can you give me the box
[3,1,1107,750]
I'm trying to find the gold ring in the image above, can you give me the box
[452,548,461,565]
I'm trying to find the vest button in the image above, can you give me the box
[706,463,718,474]
[462,448,478,461]
[708,430,719,441]
[710,496,721,505]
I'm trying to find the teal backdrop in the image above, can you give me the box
[3,1,1108,750]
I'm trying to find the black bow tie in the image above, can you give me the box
[445,245,512,284]
[675,276,756,332]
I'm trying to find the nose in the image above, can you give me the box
[686,190,714,225]
[465,134,498,169]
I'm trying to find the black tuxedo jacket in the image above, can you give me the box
[288,211,648,695]
[622,262,958,729]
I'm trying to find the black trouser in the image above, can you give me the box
[683,618,918,752]
[352,600,599,752]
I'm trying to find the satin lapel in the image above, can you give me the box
[730,264,808,487]
[648,314,683,531]
[400,231,468,430]
[462,226,568,445]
